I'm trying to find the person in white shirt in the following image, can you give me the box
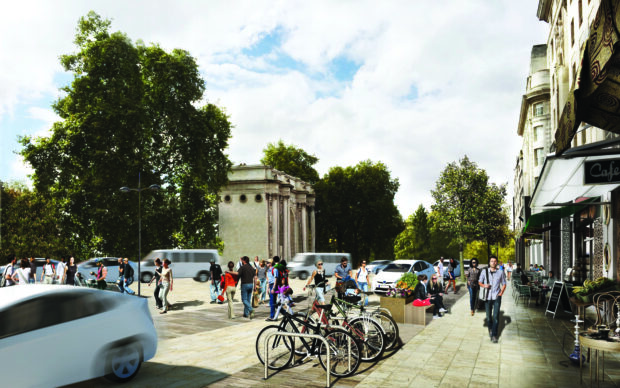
[354,260,370,306]
[12,258,31,285]
[41,257,56,284]
[4,255,17,286]
[437,258,445,286]
[55,257,67,284]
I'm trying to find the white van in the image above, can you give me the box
[288,253,352,280]
[139,249,220,283]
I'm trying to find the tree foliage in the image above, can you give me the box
[394,205,430,260]
[261,140,320,184]
[315,160,404,265]
[431,156,511,279]
[19,12,232,259]
[0,183,69,259]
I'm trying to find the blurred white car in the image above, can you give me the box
[0,285,157,386]
[372,260,435,294]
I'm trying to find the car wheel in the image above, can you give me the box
[104,343,142,383]
[299,271,309,280]
[196,271,210,282]
[141,272,153,283]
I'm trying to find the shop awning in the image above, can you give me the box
[530,152,620,211]
[523,198,597,233]
[556,0,620,154]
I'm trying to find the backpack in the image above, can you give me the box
[0,265,8,287]
[211,264,222,280]
[125,264,134,278]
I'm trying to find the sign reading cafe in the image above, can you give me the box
[584,158,620,184]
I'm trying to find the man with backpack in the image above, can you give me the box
[40,257,56,284]
[210,259,223,304]
[1,254,17,287]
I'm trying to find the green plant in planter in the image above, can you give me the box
[386,272,419,298]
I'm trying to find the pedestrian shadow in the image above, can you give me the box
[168,300,205,311]
[480,310,512,338]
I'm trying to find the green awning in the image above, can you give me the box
[523,198,597,233]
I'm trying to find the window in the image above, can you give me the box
[534,125,543,142]
[239,194,247,203]
[534,148,544,166]
[223,195,231,203]
[194,252,216,263]
[413,261,426,272]
[534,102,544,116]
[255,194,262,202]
[571,19,575,46]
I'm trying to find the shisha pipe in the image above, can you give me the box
[615,302,620,338]
[569,314,586,365]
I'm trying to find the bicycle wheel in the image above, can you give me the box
[283,312,317,356]
[318,328,361,377]
[255,325,294,370]
[348,317,385,362]
[374,311,399,350]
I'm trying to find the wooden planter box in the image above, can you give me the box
[380,295,415,323]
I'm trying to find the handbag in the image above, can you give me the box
[478,268,489,304]
[412,298,431,306]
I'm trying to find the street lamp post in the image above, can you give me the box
[120,172,160,296]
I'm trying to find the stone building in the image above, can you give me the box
[218,164,315,262]
[514,0,620,282]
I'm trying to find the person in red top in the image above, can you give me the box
[220,261,239,319]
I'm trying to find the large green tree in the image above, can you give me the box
[394,205,431,260]
[431,156,489,280]
[20,12,232,259]
[0,182,69,259]
[261,140,320,184]
[315,160,403,265]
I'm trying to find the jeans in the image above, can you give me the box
[358,282,369,306]
[123,277,135,294]
[241,283,254,317]
[468,285,479,311]
[269,285,277,318]
[485,296,502,338]
[28,278,35,284]
[226,286,237,318]
[117,277,125,293]
[210,282,221,302]
[160,282,170,311]
[259,278,267,302]
[154,284,163,308]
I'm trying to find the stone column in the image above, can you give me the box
[271,194,279,259]
[283,195,290,260]
[561,217,572,280]
[301,204,307,252]
[310,207,316,252]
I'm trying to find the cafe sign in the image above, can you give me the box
[584,158,620,184]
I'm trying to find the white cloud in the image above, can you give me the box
[0,0,549,217]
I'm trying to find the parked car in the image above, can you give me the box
[366,260,392,275]
[140,249,220,283]
[372,260,436,294]
[288,253,352,280]
[78,257,138,284]
[433,259,471,279]
[0,285,157,385]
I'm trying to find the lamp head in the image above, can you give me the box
[120,187,131,193]
[148,184,160,191]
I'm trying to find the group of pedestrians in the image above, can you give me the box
[145,258,173,314]
[2,255,78,286]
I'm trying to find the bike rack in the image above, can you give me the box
[264,331,332,388]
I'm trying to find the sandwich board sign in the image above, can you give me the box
[545,281,573,318]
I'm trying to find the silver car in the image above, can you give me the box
[0,285,157,385]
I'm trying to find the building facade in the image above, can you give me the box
[218,165,315,262]
[514,0,620,283]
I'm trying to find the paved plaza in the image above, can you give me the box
[66,278,620,388]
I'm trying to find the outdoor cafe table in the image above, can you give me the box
[579,334,620,387]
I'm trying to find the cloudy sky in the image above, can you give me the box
[0,0,548,218]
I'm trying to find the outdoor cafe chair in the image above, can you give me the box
[516,284,532,306]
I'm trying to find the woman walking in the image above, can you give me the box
[12,258,31,285]
[303,261,329,303]
[444,258,457,294]
[148,258,163,309]
[159,259,173,314]
[466,258,481,316]
[221,261,239,319]
[65,257,78,285]
[257,259,268,304]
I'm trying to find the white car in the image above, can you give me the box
[372,259,436,294]
[0,285,157,386]
[78,257,138,282]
